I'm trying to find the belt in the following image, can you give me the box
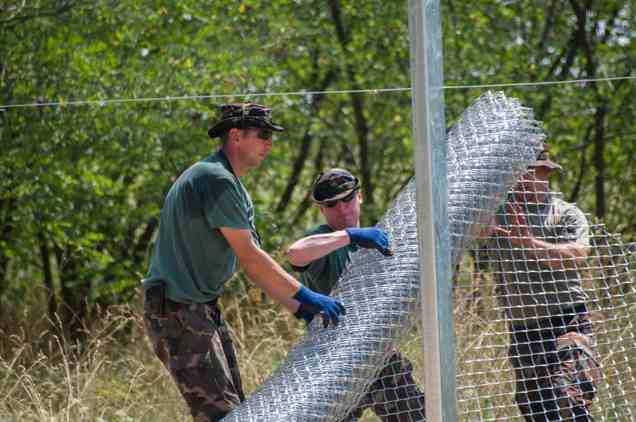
[145,284,219,314]
[165,296,219,310]
[512,303,588,333]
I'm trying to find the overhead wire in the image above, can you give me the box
[0,75,633,110]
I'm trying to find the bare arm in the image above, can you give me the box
[497,202,589,270]
[221,227,301,313]
[286,230,351,267]
[511,235,589,269]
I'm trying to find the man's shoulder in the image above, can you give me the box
[551,196,574,209]
[196,154,234,177]
[550,196,586,221]
[167,157,239,207]
[180,157,235,186]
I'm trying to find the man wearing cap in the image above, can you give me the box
[142,103,346,422]
[485,145,600,421]
[287,168,426,422]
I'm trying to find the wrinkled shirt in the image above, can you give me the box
[488,194,590,325]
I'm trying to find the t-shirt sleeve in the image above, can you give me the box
[299,257,327,291]
[560,203,590,247]
[291,263,309,273]
[201,176,251,230]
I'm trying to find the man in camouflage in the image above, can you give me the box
[142,104,346,421]
[486,145,601,421]
[287,168,426,422]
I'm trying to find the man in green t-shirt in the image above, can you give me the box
[142,104,346,422]
[287,168,426,422]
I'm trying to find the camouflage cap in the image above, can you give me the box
[312,168,360,204]
[208,103,285,138]
[530,143,562,171]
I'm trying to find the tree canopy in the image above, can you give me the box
[1,0,634,335]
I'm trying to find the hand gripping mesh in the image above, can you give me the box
[458,193,636,420]
[222,91,544,421]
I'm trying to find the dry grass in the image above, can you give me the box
[1,271,634,421]
[0,304,186,421]
[0,287,304,422]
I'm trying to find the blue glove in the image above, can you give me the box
[345,227,394,256]
[294,302,316,325]
[293,286,346,328]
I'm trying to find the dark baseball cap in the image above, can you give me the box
[208,103,285,138]
[312,168,360,204]
[529,143,562,171]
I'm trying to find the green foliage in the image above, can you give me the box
[0,1,634,334]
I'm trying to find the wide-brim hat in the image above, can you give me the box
[311,168,360,204]
[529,143,562,171]
[208,103,285,138]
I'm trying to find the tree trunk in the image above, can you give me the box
[38,230,57,320]
[55,244,89,342]
[0,197,16,305]
[569,0,611,218]
[593,104,607,218]
[328,0,374,209]
[568,126,592,204]
[276,68,337,213]
[292,143,325,226]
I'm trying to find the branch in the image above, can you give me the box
[328,0,374,206]
[276,68,337,213]
[537,0,558,52]
[292,143,325,226]
[536,26,580,120]
[1,0,77,27]
[568,125,592,203]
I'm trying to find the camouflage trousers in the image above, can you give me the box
[509,310,601,422]
[143,285,244,422]
[343,351,426,422]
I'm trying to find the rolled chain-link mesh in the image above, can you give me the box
[223,91,544,421]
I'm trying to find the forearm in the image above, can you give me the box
[287,231,351,267]
[517,237,588,269]
[239,246,301,313]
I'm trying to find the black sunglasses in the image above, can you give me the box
[322,189,358,208]
[255,128,273,141]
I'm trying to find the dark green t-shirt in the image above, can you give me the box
[143,150,258,303]
[294,224,357,295]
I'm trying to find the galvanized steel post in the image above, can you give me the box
[408,1,457,420]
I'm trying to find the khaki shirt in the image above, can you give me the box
[488,194,590,326]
